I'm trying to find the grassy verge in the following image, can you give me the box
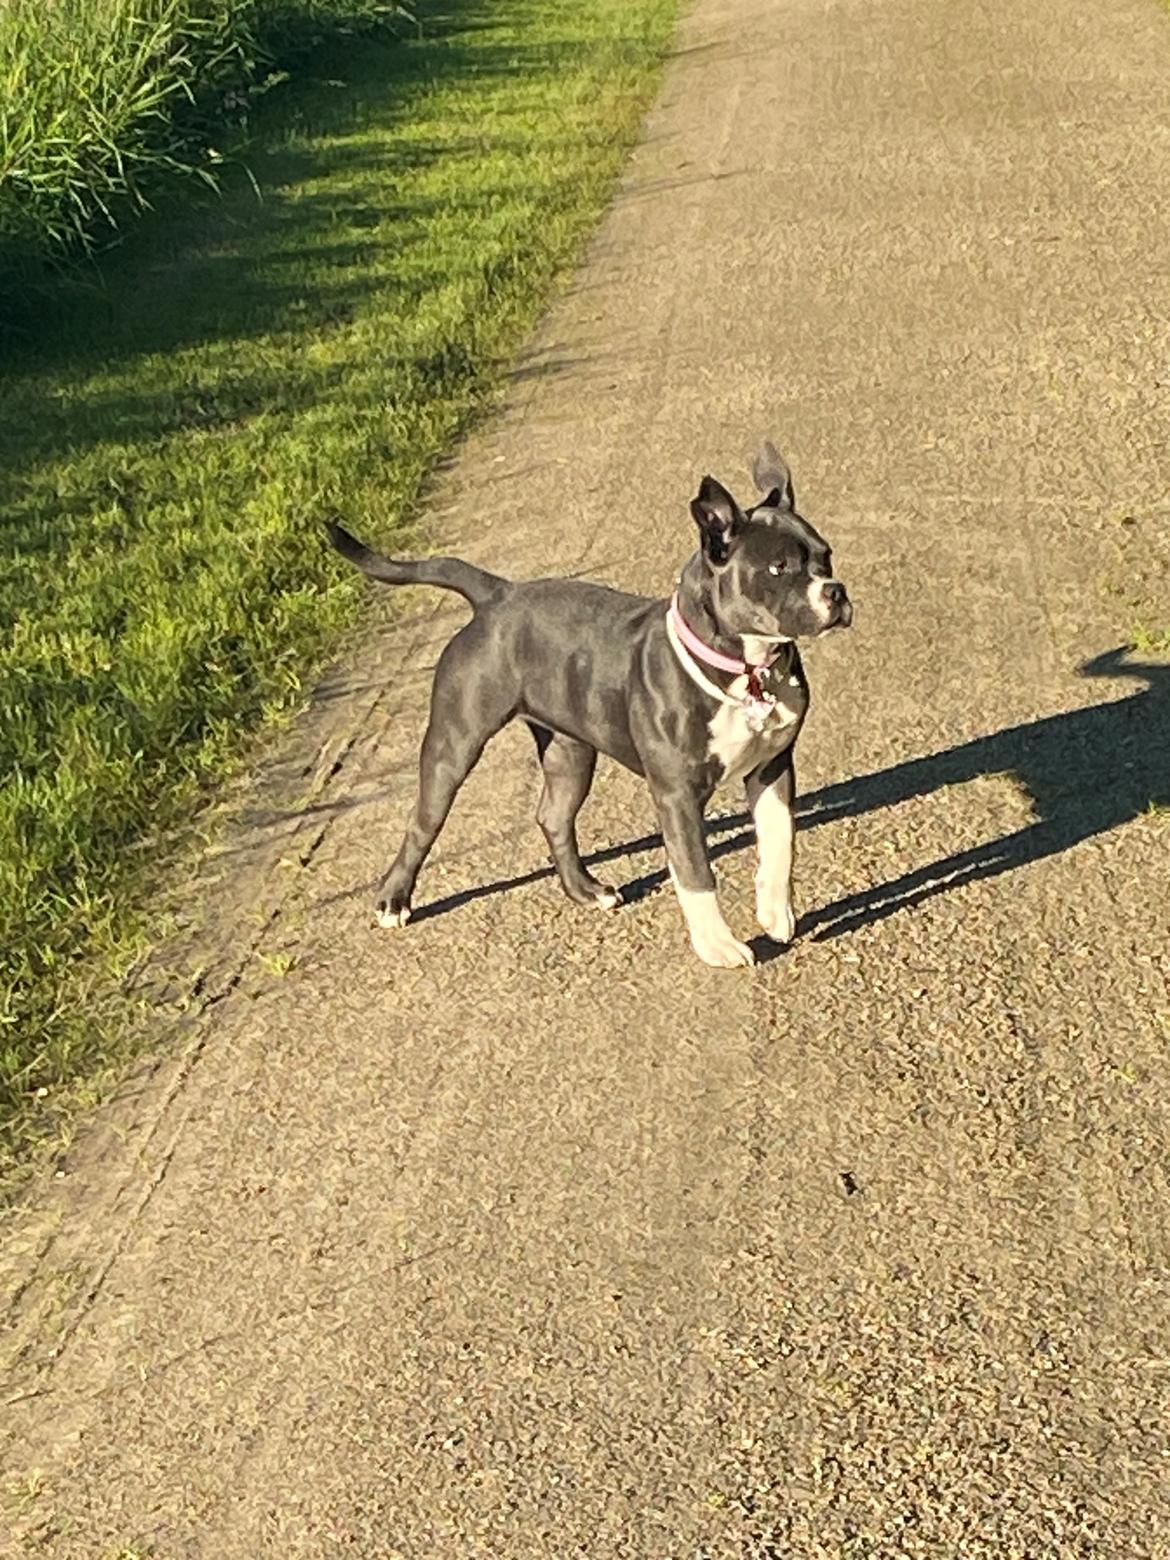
[0,0,406,271]
[0,0,678,1173]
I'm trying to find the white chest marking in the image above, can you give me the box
[707,673,804,787]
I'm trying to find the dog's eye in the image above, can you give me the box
[768,562,786,576]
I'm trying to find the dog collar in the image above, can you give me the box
[666,595,791,731]
[667,594,786,689]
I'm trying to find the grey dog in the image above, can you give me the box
[327,442,851,967]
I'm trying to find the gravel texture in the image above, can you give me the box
[3,0,1170,1553]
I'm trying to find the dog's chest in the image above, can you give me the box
[707,670,805,786]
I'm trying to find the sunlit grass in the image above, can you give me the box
[0,0,404,268]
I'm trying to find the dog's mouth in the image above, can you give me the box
[748,588,853,641]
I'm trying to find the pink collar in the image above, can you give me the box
[668,594,780,699]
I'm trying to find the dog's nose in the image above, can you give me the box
[824,580,846,605]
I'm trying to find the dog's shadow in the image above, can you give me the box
[795,647,1168,942]
[362,647,1170,953]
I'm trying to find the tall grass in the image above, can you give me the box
[0,0,403,269]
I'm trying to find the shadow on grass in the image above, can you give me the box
[322,648,1168,947]
[0,14,643,512]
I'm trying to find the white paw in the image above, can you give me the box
[376,904,411,930]
[756,883,795,944]
[593,887,622,911]
[690,923,756,969]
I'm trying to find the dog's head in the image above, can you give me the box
[689,441,851,642]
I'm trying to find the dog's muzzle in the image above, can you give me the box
[812,577,852,629]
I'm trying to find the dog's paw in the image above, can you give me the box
[376,901,412,930]
[756,884,795,945]
[564,874,622,910]
[690,923,756,969]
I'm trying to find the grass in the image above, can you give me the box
[1131,622,1170,655]
[0,0,679,1174]
[0,0,407,271]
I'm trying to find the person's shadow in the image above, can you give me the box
[792,646,1169,941]
[397,646,1168,941]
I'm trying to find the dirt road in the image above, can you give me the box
[4,0,1170,1552]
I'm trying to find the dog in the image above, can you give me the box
[327,442,851,967]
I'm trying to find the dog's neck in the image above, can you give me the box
[674,555,787,674]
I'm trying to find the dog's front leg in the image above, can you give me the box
[746,751,796,944]
[653,784,755,969]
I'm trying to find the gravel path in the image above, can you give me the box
[4,0,1170,1552]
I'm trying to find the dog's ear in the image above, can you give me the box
[690,476,746,564]
[751,440,795,511]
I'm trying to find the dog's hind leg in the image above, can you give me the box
[377,630,514,927]
[528,724,620,910]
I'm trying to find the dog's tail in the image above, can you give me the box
[327,523,506,611]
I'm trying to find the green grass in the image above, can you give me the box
[1131,622,1170,655]
[0,0,678,1173]
[0,0,407,270]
